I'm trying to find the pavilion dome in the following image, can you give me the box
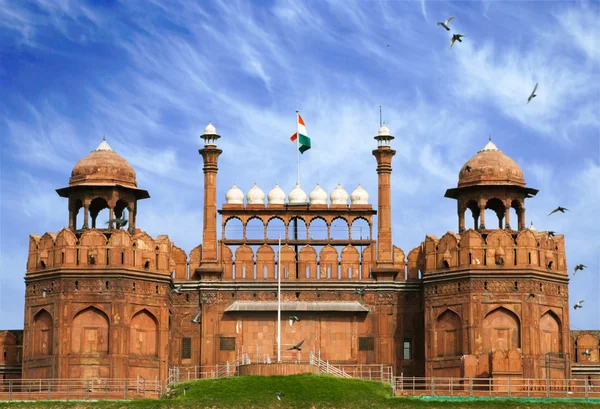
[350,183,369,204]
[267,183,286,205]
[288,183,307,204]
[330,182,349,205]
[225,183,244,204]
[309,183,328,205]
[204,121,216,135]
[70,139,137,188]
[378,124,391,136]
[457,138,525,188]
[246,183,265,204]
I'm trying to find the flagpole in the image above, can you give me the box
[296,110,300,186]
[277,234,281,362]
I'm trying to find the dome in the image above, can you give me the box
[225,183,244,204]
[70,139,137,188]
[457,138,525,188]
[378,124,390,136]
[309,183,328,205]
[350,183,369,204]
[288,183,307,204]
[204,121,216,135]
[246,183,265,204]
[330,182,349,205]
[268,183,286,205]
[528,221,538,232]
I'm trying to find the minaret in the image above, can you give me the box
[371,123,398,281]
[196,122,223,280]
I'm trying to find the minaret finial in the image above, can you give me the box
[103,134,106,141]
[379,105,382,127]
[489,135,492,141]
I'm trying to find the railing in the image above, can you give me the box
[310,354,352,379]
[393,376,600,399]
[167,363,239,386]
[0,378,163,401]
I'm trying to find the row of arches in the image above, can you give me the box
[434,307,562,358]
[70,197,135,231]
[572,333,600,363]
[460,198,525,231]
[31,307,158,357]
[223,216,372,241]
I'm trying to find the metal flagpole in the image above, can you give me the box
[277,234,281,362]
[296,110,300,186]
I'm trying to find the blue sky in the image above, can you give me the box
[0,0,598,331]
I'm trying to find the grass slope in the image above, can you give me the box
[0,374,599,409]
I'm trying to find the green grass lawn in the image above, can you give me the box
[0,374,599,409]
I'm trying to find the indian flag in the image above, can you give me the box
[290,113,311,154]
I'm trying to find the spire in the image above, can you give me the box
[96,138,113,151]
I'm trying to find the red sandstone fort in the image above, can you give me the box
[1,122,598,386]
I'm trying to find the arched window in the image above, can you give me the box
[483,307,520,351]
[435,310,462,357]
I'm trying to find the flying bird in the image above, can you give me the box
[171,285,182,294]
[527,83,538,104]
[546,231,556,238]
[288,339,305,351]
[106,216,128,229]
[465,165,472,172]
[449,34,464,49]
[574,300,584,310]
[276,392,285,401]
[289,315,300,326]
[573,264,587,275]
[354,287,366,296]
[583,348,592,357]
[437,16,455,31]
[386,44,392,47]
[191,311,201,323]
[528,293,536,299]
[42,288,48,298]
[548,206,569,216]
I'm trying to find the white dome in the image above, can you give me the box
[246,183,265,204]
[378,124,390,136]
[204,121,216,135]
[330,182,349,205]
[268,183,286,204]
[288,183,307,204]
[350,183,369,204]
[528,221,537,232]
[309,183,328,205]
[225,183,244,204]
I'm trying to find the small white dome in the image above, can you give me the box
[288,183,307,204]
[225,183,244,204]
[378,124,390,136]
[204,121,216,135]
[246,182,265,204]
[268,183,286,204]
[309,183,328,205]
[96,137,113,151]
[350,183,369,204]
[330,182,349,205]
[528,221,537,232]
[479,136,499,152]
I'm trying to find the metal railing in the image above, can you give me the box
[393,376,600,399]
[0,378,163,401]
[167,362,239,386]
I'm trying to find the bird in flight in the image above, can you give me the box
[465,165,472,172]
[106,216,128,229]
[573,300,584,310]
[288,339,305,351]
[386,44,392,47]
[289,315,300,327]
[548,206,569,216]
[276,392,285,400]
[354,287,366,296]
[546,231,556,239]
[583,348,592,357]
[573,264,587,275]
[437,16,455,31]
[527,293,536,299]
[449,34,464,49]
[171,285,182,294]
[191,311,201,323]
[527,83,538,104]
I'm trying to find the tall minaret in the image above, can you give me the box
[371,123,398,281]
[196,122,223,280]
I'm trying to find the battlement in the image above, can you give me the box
[26,228,187,279]
[408,228,566,277]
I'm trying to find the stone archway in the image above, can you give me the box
[482,307,520,352]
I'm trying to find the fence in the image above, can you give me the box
[393,376,600,399]
[0,378,163,401]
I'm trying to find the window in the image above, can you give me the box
[403,339,412,360]
[181,338,192,359]
[348,267,352,279]
[284,267,288,279]
[220,337,235,351]
[358,337,374,351]
[242,266,246,279]
[263,266,267,279]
